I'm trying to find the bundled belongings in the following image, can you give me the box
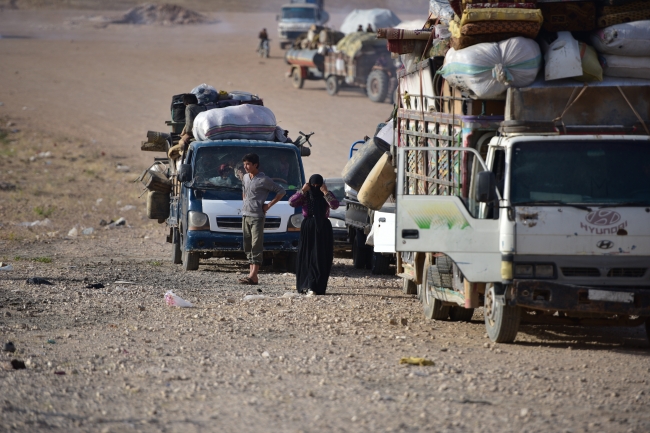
[590,20,650,56]
[447,5,543,50]
[538,1,597,32]
[193,104,277,142]
[438,36,541,99]
[335,31,387,58]
[377,27,434,55]
[339,8,401,34]
[590,20,650,79]
[449,0,538,16]
[429,0,455,24]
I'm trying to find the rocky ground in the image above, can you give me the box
[2,229,650,433]
[1,3,650,433]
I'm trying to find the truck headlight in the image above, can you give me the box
[514,264,533,277]
[188,211,209,230]
[288,213,304,231]
[328,218,346,228]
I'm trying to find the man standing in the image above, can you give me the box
[240,153,285,285]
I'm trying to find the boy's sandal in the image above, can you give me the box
[239,277,258,285]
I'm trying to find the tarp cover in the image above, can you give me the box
[340,9,401,34]
[336,32,387,58]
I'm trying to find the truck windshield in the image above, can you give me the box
[511,140,650,206]
[282,7,316,20]
[192,147,302,193]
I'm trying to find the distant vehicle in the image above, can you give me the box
[277,2,329,49]
[324,177,350,252]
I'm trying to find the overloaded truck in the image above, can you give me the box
[140,90,312,271]
[286,32,397,103]
[277,0,329,49]
[391,58,650,342]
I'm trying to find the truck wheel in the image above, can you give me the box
[366,70,389,103]
[286,252,297,274]
[402,277,417,295]
[182,250,199,271]
[429,264,453,288]
[171,229,182,265]
[484,284,521,343]
[371,252,391,275]
[292,69,304,89]
[449,306,475,322]
[326,75,339,96]
[421,257,450,320]
[352,229,367,269]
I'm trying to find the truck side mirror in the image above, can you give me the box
[300,147,311,157]
[178,164,192,183]
[476,171,497,203]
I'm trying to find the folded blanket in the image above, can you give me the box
[387,39,417,54]
[599,0,650,15]
[460,20,542,37]
[376,28,433,40]
[465,2,537,10]
[597,10,650,28]
[539,1,596,32]
[459,7,543,26]
[451,32,524,50]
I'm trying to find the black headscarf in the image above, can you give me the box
[307,174,328,228]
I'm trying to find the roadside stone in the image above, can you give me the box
[2,342,15,353]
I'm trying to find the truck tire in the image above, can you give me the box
[484,284,521,343]
[421,257,450,320]
[429,264,453,288]
[286,252,298,274]
[326,75,339,96]
[366,70,389,103]
[171,228,182,265]
[292,69,304,89]
[182,250,199,271]
[352,229,367,269]
[449,306,475,322]
[402,277,417,295]
[371,252,391,275]
[435,255,453,273]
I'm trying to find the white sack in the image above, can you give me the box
[438,37,542,99]
[542,31,582,81]
[193,104,277,142]
[591,21,650,57]
[601,54,650,80]
[340,9,401,34]
[429,0,455,25]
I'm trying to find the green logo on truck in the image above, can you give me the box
[407,201,470,230]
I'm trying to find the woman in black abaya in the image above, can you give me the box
[288,174,340,295]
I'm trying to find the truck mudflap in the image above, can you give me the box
[512,280,650,317]
[185,231,300,253]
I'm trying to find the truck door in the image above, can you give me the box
[395,146,502,282]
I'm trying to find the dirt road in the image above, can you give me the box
[1,5,650,433]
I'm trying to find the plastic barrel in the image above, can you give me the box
[342,136,390,191]
[357,152,396,211]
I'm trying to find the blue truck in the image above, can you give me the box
[140,98,311,272]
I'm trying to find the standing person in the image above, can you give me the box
[289,174,339,295]
[366,23,374,33]
[258,28,269,51]
[240,153,285,285]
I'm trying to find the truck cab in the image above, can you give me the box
[277,3,329,49]
[174,140,305,271]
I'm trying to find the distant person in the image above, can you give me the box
[258,28,269,50]
[288,174,339,295]
[366,23,374,32]
[240,153,285,285]
[357,24,363,32]
[168,93,201,161]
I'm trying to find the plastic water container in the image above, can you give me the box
[357,152,396,210]
[342,136,390,191]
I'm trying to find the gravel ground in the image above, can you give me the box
[1,228,650,433]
